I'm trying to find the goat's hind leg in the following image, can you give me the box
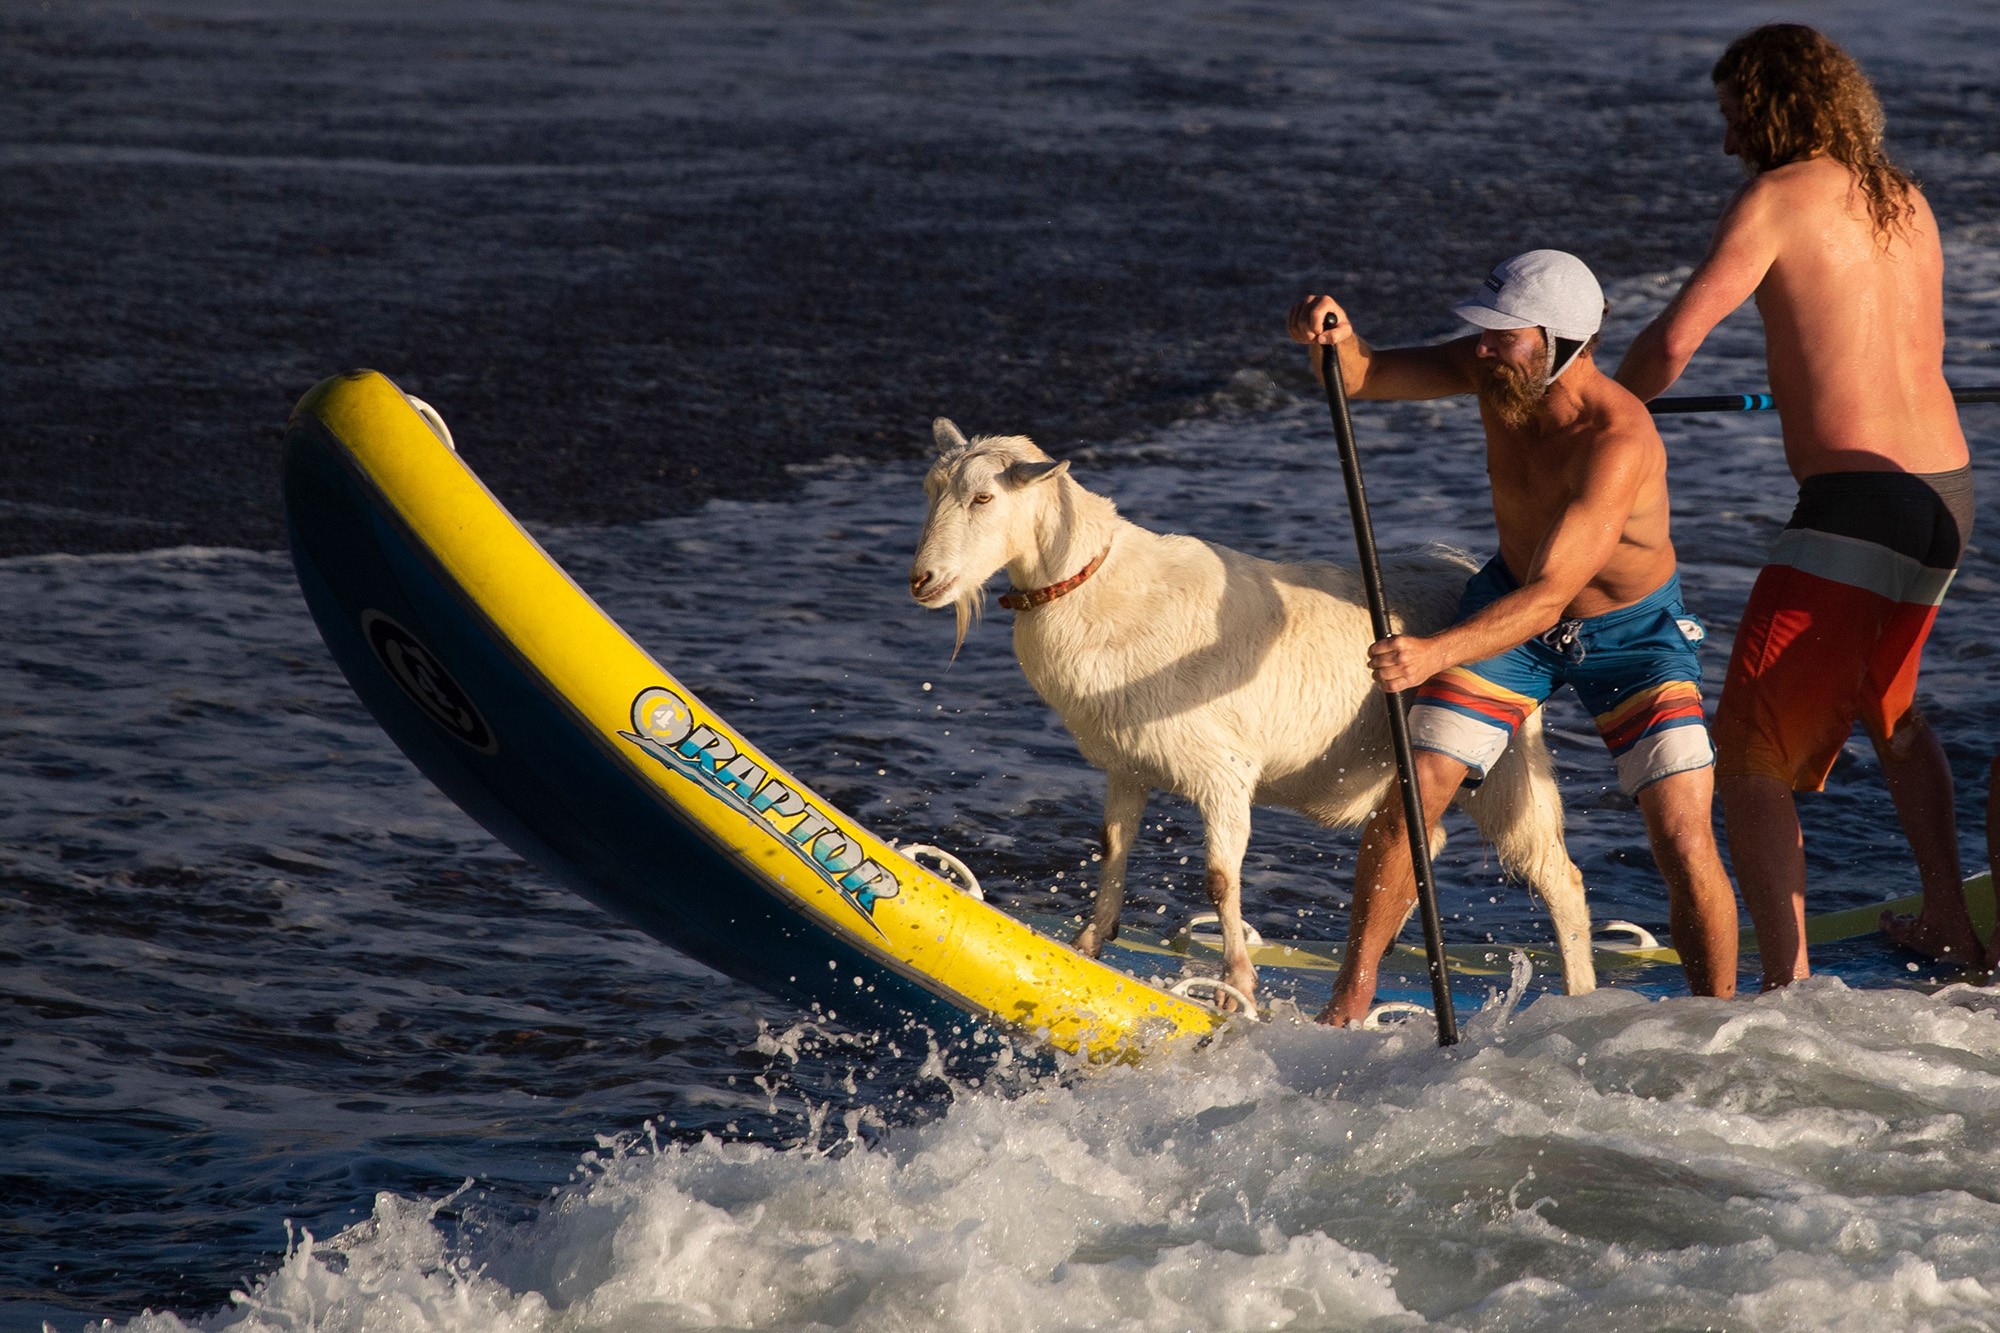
[1072,771,1148,957]
[1195,791,1258,1008]
[1463,734,1596,995]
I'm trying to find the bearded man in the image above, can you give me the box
[1616,24,1975,986]
[1288,250,1740,1026]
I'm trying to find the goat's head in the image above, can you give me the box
[909,417,1070,653]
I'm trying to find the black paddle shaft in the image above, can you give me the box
[1650,385,2000,415]
[1318,314,1459,1046]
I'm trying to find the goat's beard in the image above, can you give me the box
[950,585,987,660]
[1479,359,1551,431]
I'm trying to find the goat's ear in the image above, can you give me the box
[1002,458,1070,489]
[932,418,970,455]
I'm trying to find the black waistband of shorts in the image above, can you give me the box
[1788,467,1975,567]
[1796,465,1972,499]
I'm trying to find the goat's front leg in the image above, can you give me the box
[1197,793,1258,1008]
[1073,771,1148,957]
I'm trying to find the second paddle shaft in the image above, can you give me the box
[1650,385,2000,414]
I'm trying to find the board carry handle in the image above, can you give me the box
[1361,1000,1433,1031]
[898,843,985,901]
[1593,920,1663,952]
[1168,974,1264,1021]
[1174,910,1267,952]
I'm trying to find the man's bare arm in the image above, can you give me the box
[1615,179,1781,400]
[1369,432,1650,691]
[1287,294,1477,400]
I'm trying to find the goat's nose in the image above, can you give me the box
[910,568,934,597]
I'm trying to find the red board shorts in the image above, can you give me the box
[1713,467,1975,792]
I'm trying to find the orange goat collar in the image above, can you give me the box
[999,544,1111,611]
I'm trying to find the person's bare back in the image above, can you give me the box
[1618,79,1967,481]
[1734,157,1966,477]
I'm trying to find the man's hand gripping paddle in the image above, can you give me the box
[1319,312,1460,1046]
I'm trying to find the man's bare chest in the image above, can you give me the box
[1484,439,1579,535]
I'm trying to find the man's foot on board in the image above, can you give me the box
[1315,995,1369,1027]
[1879,908,1984,966]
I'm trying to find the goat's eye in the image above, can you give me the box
[971,493,994,506]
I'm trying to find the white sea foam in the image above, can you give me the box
[96,982,2000,1332]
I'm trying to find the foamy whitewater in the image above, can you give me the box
[107,988,2000,1333]
[8,1,2000,1329]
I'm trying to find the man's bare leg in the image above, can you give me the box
[1874,711,1977,963]
[1635,766,1739,997]
[1721,772,1809,989]
[1320,751,1468,1027]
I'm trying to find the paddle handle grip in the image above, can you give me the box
[1320,313,1459,1046]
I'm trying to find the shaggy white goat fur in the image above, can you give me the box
[909,419,1594,1004]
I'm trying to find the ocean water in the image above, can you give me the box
[9,1,2000,1330]
[9,250,2000,1328]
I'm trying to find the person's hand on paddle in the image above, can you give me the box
[1287,294,1355,345]
[1367,633,1447,694]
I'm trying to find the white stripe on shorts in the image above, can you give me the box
[1408,702,1513,779]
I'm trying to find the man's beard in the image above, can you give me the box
[1479,359,1552,430]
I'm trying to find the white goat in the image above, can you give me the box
[908,419,1593,1005]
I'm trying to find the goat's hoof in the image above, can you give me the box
[1223,970,1259,1013]
[1072,927,1108,958]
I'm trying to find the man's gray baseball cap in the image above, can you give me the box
[1450,249,1604,342]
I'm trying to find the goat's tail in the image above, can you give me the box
[1461,712,1595,993]
[1459,714,1571,887]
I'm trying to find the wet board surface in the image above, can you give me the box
[1035,870,2000,1014]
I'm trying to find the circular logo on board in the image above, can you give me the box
[630,686,694,748]
[360,610,499,755]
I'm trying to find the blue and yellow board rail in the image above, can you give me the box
[283,370,1223,1061]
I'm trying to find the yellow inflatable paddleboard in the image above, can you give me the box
[282,370,1221,1062]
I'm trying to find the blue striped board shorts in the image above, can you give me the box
[1408,556,1716,795]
